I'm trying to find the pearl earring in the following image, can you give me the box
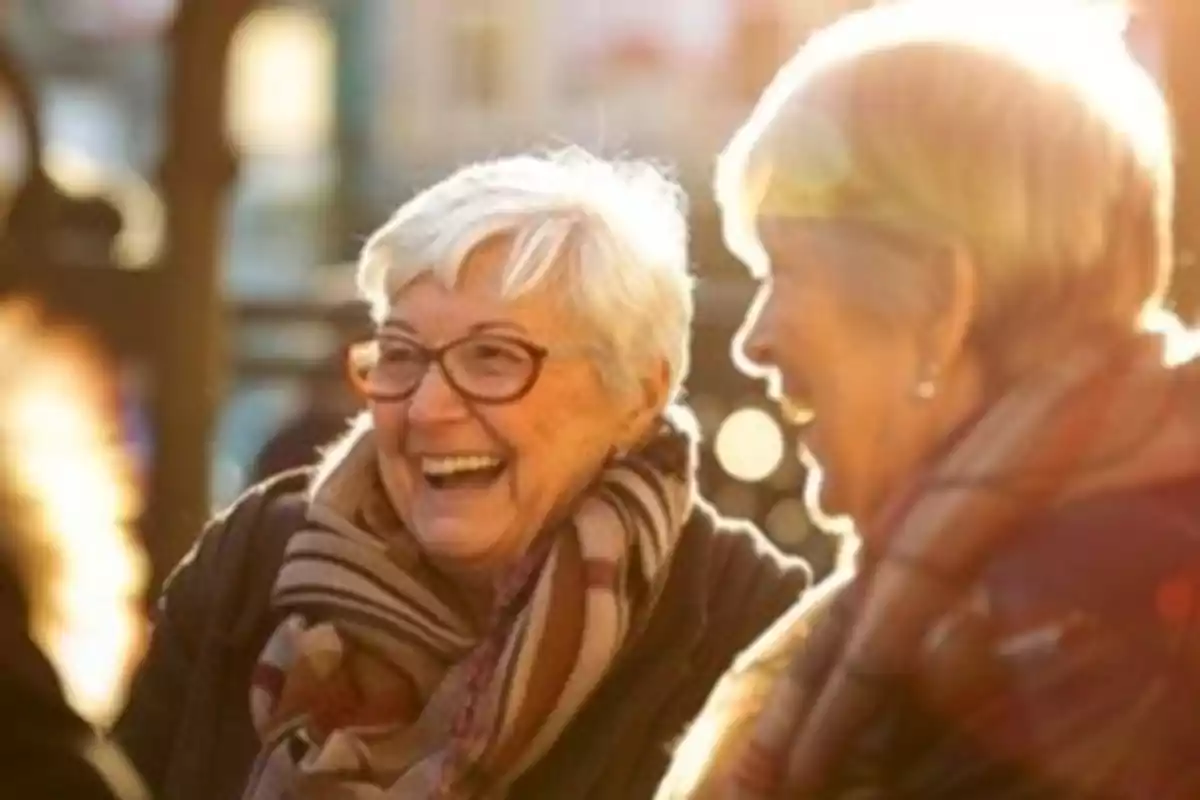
[913,375,937,401]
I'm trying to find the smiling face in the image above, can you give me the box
[368,238,664,574]
[734,218,983,526]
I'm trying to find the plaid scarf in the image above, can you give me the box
[242,407,697,800]
[659,330,1200,799]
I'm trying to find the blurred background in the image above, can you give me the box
[0,0,1187,599]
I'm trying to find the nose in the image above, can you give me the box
[731,291,773,378]
[406,364,470,425]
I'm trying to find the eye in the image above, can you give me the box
[379,344,424,365]
[458,337,533,374]
[476,342,523,362]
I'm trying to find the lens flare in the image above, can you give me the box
[0,299,148,726]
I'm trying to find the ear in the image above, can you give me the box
[619,358,671,450]
[923,246,978,374]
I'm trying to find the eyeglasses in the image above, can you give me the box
[347,333,551,404]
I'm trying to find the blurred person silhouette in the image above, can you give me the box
[0,300,149,799]
[247,300,371,484]
[658,2,1200,798]
[114,149,812,800]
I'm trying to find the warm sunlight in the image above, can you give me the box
[0,301,148,726]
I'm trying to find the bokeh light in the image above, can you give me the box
[714,406,784,482]
[44,145,166,268]
[765,497,811,546]
[227,7,335,158]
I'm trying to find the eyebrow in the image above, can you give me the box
[380,320,417,336]
[468,321,528,335]
[378,319,530,338]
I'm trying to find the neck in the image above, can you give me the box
[429,554,499,622]
[863,352,989,526]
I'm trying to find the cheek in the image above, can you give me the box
[504,375,624,494]
[818,330,920,504]
[369,401,404,449]
[523,385,618,458]
[369,401,414,493]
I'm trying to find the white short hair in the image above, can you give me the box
[716,0,1173,377]
[357,148,693,400]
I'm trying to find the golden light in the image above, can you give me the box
[45,145,166,269]
[713,406,784,482]
[227,7,335,157]
[0,301,148,726]
[765,497,811,546]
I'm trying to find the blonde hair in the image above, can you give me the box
[357,147,693,400]
[716,0,1173,376]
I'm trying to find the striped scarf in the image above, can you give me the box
[658,330,1200,798]
[242,407,697,800]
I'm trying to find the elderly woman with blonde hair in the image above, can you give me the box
[658,2,1200,798]
[113,149,810,800]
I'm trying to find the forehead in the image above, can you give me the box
[384,237,577,339]
[757,216,931,279]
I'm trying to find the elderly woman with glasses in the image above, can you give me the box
[658,3,1200,799]
[113,149,810,800]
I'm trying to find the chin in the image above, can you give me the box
[418,525,493,560]
[801,465,858,538]
[412,516,511,566]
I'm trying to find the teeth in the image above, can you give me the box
[779,397,816,426]
[422,455,502,476]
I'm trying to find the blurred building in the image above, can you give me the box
[339,0,863,204]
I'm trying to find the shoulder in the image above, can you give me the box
[213,468,313,534]
[158,469,313,639]
[983,474,1200,629]
[687,498,811,586]
[172,469,311,578]
[683,498,813,642]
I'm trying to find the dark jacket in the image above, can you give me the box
[0,567,148,800]
[114,470,811,800]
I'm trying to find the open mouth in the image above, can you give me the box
[778,395,815,428]
[421,455,507,490]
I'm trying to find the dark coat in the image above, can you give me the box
[113,470,811,800]
[0,567,148,800]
